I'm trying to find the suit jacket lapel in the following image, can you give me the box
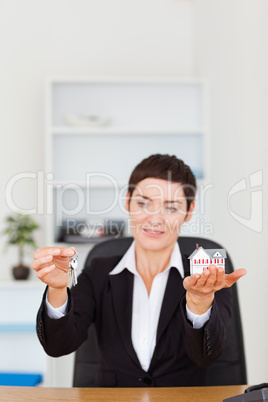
[182,253,190,277]
[109,269,141,369]
[155,253,190,344]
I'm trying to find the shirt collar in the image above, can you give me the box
[109,240,184,279]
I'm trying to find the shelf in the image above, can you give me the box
[51,80,205,129]
[46,77,209,244]
[48,76,206,85]
[52,136,204,182]
[51,174,205,188]
[0,281,46,290]
[57,235,125,245]
[51,180,126,188]
[51,127,206,136]
[0,323,36,333]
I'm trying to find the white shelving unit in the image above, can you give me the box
[46,76,209,246]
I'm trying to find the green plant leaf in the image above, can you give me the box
[2,214,39,265]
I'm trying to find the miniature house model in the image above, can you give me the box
[188,245,227,275]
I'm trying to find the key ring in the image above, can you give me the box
[67,251,78,286]
[69,252,78,263]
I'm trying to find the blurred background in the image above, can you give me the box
[0,0,267,388]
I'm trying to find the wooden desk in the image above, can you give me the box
[0,385,248,401]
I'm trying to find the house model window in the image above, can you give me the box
[188,245,227,275]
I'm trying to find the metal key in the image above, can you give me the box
[69,252,78,286]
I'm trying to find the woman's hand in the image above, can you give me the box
[183,265,247,315]
[31,246,76,289]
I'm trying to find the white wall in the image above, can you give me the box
[195,0,268,384]
[0,0,195,280]
[0,0,267,387]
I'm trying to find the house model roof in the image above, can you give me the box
[188,246,227,260]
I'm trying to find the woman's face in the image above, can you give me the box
[126,178,195,252]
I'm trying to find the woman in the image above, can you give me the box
[32,154,246,387]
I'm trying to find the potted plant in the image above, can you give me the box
[3,214,39,280]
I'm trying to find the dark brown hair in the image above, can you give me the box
[127,154,196,211]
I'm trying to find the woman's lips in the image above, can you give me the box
[142,228,165,238]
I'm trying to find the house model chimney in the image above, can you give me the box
[196,243,199,250]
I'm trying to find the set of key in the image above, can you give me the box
[68,252,78,286]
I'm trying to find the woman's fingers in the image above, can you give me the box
[36,264,56,279]
[58,247,76,257]
[206,265,217,284]
[184,266,247,296]
[31,247,77,271]
[33,247,61,260]
[33,247,76,260]
[224,269,247,288]
[183,274,200,290]
[31,254,53,270]
[196,269,210,287]
[184,265,225,292]
[31,246,77,288]
[214,267,225,287]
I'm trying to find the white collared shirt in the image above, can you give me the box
[46,241,211,371]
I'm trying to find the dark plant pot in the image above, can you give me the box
[12,264,30,280]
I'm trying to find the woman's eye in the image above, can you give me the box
[166,206,177,212]
[137,201,147,207]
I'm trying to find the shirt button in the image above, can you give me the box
[141,338,147,344]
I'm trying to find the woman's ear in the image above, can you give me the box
[184,201,195,222]
[125,192,131,212]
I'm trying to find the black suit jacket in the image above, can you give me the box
[36,253,232,387]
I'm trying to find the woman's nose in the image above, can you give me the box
[146,205,165,221]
